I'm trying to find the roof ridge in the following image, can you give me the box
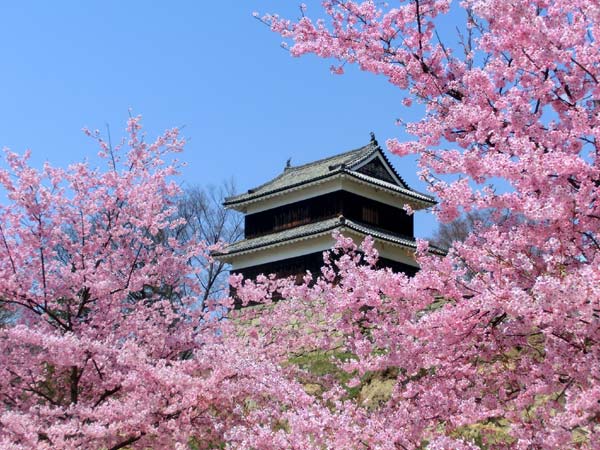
[286,142,376,172]
[223,139,437,208]
[242,168,290,195]
[226,142,378,200]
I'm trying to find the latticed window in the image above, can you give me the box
[273,206,310,231]
[361,205,379,225]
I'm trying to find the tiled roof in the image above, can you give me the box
[214,217,343,258]
[224,141,435,207]
[213,216,446,260]
[345,171,434,204]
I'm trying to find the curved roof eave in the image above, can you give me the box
[224,171,436,211]
[212,217,435,261]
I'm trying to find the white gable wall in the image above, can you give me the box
[351,151,407,188]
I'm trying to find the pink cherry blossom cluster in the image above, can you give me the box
[0,119,337,449]
[3,0,600,447]
[255,0,600,447]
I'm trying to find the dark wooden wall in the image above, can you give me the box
[233,251,418,283]
[231,251,418,307]
[245,191,413,239]
[341,191,414,237]
[245,191,342,238]
[235,252,326,284]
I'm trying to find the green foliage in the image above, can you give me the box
[450,418,516,449]
[288,350,357,398]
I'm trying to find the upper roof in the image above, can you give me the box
[224,138,435,209]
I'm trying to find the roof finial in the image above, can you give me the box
[285,158,292,170]
[370,132,378,146]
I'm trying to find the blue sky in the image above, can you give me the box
[0,1,445,237]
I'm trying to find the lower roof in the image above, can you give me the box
[213,216,444,261]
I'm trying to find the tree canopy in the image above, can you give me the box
[2,1,600,448]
